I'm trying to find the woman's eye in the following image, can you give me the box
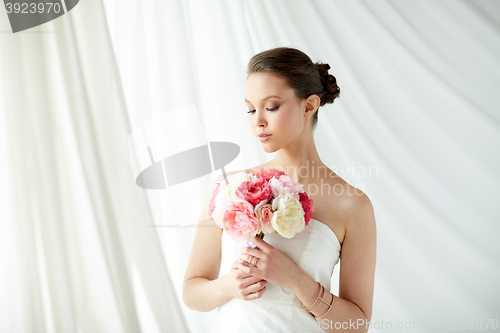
[247,106,279,114]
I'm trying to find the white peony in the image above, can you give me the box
[271,193,305,238]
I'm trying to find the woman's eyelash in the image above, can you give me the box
[247,106,279,114]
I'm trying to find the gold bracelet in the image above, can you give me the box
[300,282,322,311]
[307,284,325,313]
[315,293,335,319]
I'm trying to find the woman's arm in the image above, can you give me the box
[182,215,229,311]
[182,174,229,311]
[291,192,377,332]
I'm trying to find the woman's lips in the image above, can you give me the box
[258,134,272,142]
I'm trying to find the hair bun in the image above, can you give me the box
[315,62,340,106]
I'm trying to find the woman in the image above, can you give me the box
[183,47,376,333]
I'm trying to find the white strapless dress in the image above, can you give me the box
[211,219,341,333]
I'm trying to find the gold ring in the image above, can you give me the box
[249,256,259,267]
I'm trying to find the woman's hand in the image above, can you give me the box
[238,235,302,290]
[225,259,267,301]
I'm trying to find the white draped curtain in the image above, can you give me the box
[1,0,499,332]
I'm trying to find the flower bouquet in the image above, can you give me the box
[208,167,314,247]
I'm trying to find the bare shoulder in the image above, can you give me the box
[344,188,376,231]
[311,170,375,246]
[329,180,376,233]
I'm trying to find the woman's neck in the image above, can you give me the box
[269,137,324,183]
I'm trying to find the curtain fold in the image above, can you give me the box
[0,0,188,332]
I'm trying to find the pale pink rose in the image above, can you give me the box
[236,177,272,206]
[254,200,275,234]
[269,176,300,200]
[223,200,259,242]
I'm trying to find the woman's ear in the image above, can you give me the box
[304,94,321,118]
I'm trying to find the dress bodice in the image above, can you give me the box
[212,219,341,333]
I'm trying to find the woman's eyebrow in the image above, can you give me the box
[244,95,282,103]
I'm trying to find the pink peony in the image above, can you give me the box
[278,175,302,193]
[254,200,275,234]
[222,200,260,242]
[269,175,300,200]
[236,177,273,206]
[254,167,286,183]
[299,192,314,226]
[208,183,221,218]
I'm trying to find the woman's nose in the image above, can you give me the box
[254,109,267,127]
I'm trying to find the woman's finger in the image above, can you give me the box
[231,259,245,269]
[241,276,265,287]
[239,253,260,263]
[244,280,267,294]
[243,285,266,300]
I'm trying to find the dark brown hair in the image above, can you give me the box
[246,47,340,131]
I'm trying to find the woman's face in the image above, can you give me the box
[245,72,307,153]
